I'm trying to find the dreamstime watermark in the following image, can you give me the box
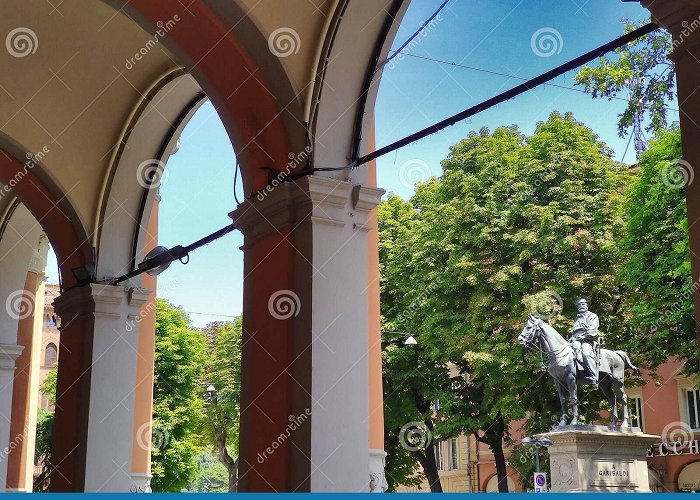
[136,159,168,189]
[531,28,563,58]
[135,421,170,452]
[125,15,181,70]
[394,276,443,327]
[256,145,312,202]
[0,425,30,464]
[5,289,35,321]
[387,14,443,70]
[660,158,694,189]
[268,27,300,57]
[256,408,311,464]
[398,421,432,451]
[0,146,50,200]
[673,17,700,51]
[528,290,563,320]
[125,280,179,333]
[268,289,301,320]
[399,159,432,188]
[650,277,700,333]
[6,27,38,57]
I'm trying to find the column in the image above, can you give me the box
[6,233,49,491]
[366,123,387,493]
[51,284,151,491]
[231,175,384,492]
[0,344,24,489]
[130,194,159,492]
[642,1,700,363]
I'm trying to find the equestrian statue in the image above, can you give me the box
[518,299,639,428]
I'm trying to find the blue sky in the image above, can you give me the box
[46,0,673,326]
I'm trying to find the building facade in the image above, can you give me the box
[398,359,700,493]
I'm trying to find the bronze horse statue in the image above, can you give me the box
[518,315,639,427]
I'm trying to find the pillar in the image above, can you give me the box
[231,175,384,492]
[130,194,159,492]
[0,344,24,489]
[641,0,700,366]
[6,233,49,491]
[51,284,151,491]
[366,122,387,492]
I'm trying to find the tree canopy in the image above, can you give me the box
[151,299,207,492]
[575,20,675,156]
[380,112,629,490]
[618,128,698,372]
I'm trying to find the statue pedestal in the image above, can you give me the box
[538,426,659,492]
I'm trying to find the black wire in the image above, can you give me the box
[355,22,659,166]
[375,0,451,73]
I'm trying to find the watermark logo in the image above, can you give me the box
[268,27,300,58]
[136,421,170,451]
[660,159,694,189]
[6,28,38,57]
[6,290,35,320]
[255,146,311,202]
[661,421,693,446]
[0,146,50,200]
[398,421,432,451]
[531,28,563,58]
[528,290,563,320]
[125,15,180,69]
[136,159,168,189]
[387,14,443,70]
[268,290,301,320]
[399,159,431,188]
[256,408,311,464]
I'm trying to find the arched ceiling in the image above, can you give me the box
[0,0,179,239]
[0,0,406,251]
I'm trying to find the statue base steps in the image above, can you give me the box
[538,426,659,492]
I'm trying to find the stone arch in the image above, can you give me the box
[100,0,301,196]
[0,146,92,289]
[95,70,206,280]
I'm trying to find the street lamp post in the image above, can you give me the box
[521,436,553,473]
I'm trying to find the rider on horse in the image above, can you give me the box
[570,298,599,385]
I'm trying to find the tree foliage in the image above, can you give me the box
[380,112,628,491]
[618,128,698,372]
[151,299,207,492]
[201,319,242,491]
[575,20,675,156]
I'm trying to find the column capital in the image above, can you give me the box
[0,344,24,369]
[53,284,152,321]
[27,233,49,276]
[230,175,384,246]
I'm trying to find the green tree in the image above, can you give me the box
[151,299,206,492]
[380,112,628,492]
[201,320,242,491]
[33,370,57,492]
[619,128,698,372]
[575,20,675,156]
[185,453,230,492]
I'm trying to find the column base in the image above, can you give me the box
[369,448,387,493]
[539,426,659,492]
[130,472,152,493]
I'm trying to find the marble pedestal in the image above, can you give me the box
[538,426,659,492]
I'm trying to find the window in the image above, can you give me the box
[629,397,644,431]
[688,389,700,430]
[44,343,57,366]
[434,441,443,471]
[447,438,459,470]
[433,400,441,412]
